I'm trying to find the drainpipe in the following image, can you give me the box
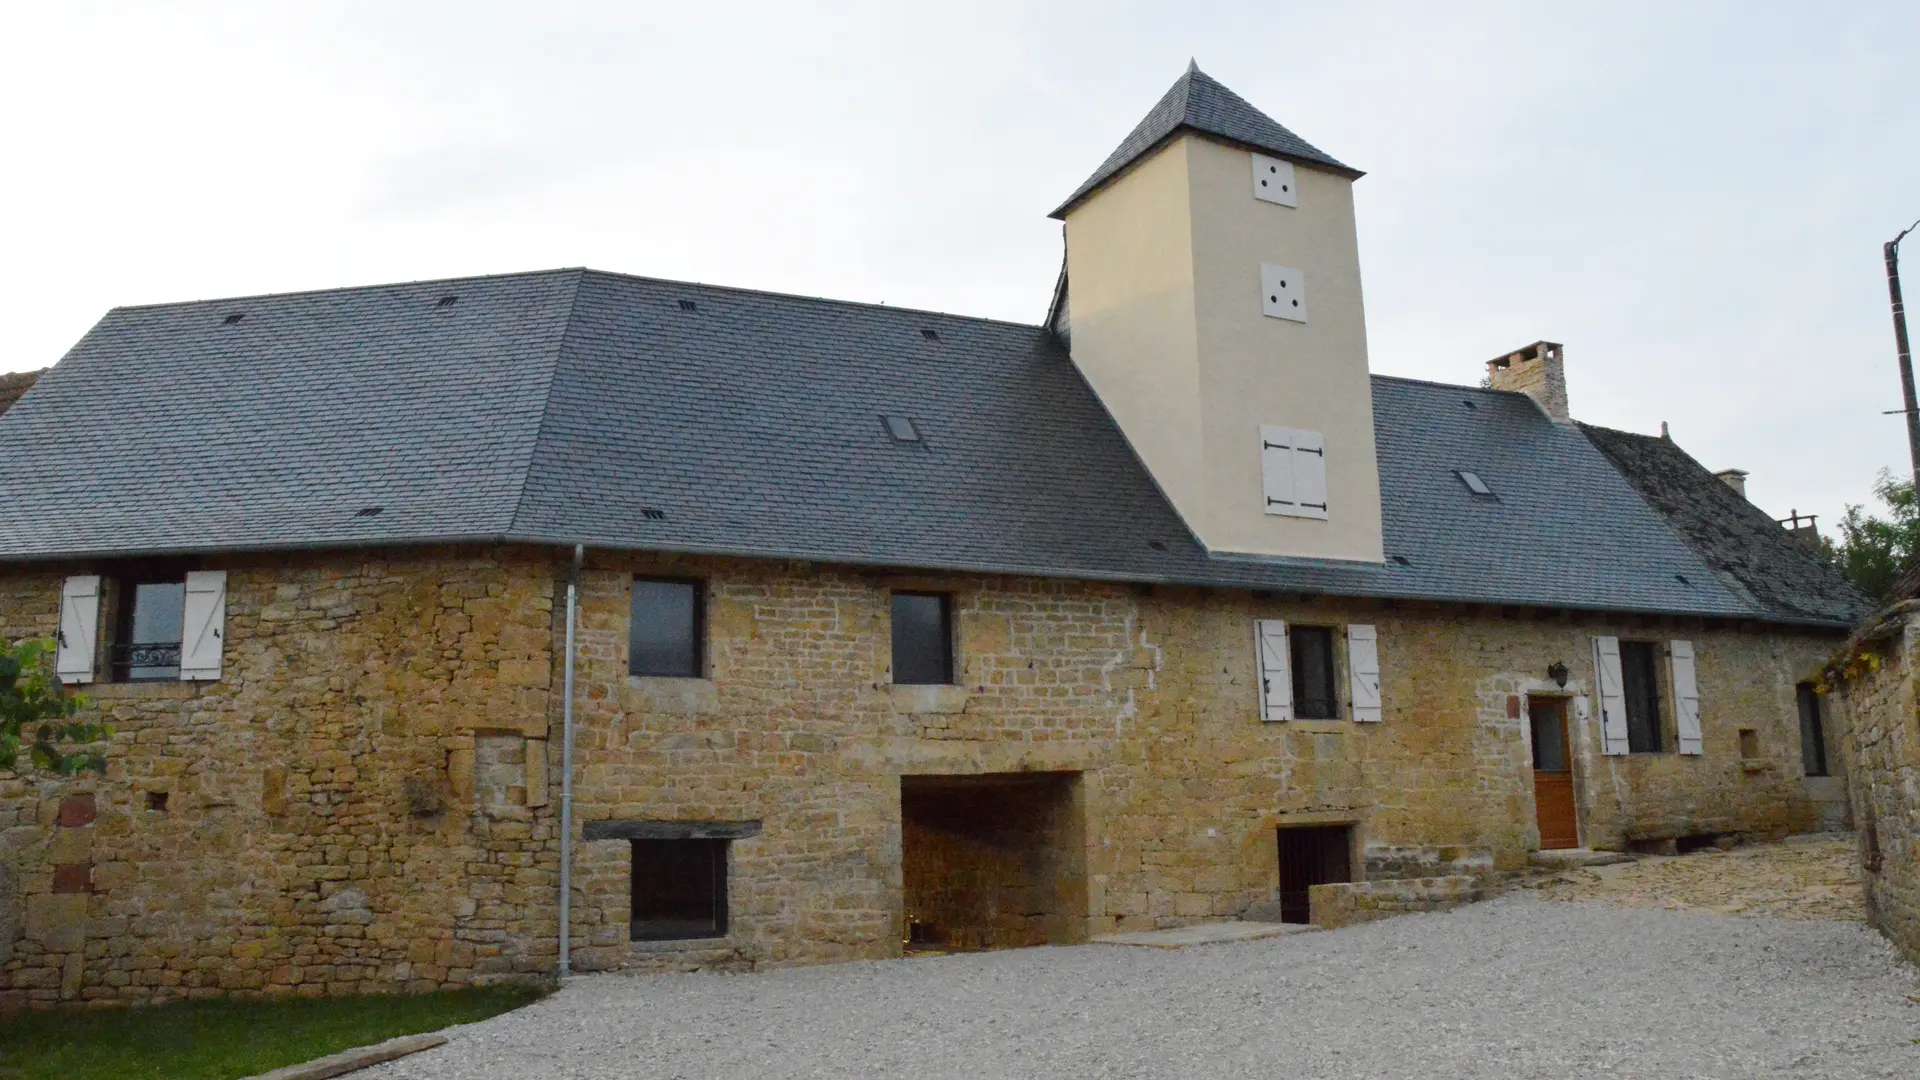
[558,544,584,982]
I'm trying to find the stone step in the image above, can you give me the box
[1093,921,1322,949]
[1529,848,1637,869]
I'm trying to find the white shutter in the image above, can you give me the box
[1291,429,1329,520]
[1594,636,1629,756]
[1347,624,1381,722]
[1669,639,1703,755]
[1260,426,1297,516]
[1255,619,1293,721]
[55,576,100,684]
[179,570,227,682]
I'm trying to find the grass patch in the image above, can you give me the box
[0,984,545,1080]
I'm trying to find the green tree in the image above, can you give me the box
[0,638,110,774]
[1826,470,1920,602]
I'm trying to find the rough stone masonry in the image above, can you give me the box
[1,545,1845,1006]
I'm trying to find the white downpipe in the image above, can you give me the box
[558,544,583,981]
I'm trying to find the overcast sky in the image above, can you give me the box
[4,2,1916,532]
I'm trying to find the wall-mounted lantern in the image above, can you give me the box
[1548,661,1570,688]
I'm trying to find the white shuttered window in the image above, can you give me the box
[1255,619,1293,721]
[1593,636,1629,755]
[1669,639,1703,755]
[1347,624,1381,722]
[1260,426,1329,520]
[179,570,228,682]
[56,576,101,684]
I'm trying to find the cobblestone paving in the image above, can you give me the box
[1531,833,1865,921]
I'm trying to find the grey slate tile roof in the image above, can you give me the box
[0,268,1856,628]
[1051,63,1358,219]
[1581,423,1868,625]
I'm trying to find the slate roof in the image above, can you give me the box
[1581,424,1867,625]
[1051,63,1358,219]
[0,267,1860,628]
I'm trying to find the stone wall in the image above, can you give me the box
[1,546,1848,1004]
[0,548,561,1008]
[1830,607,1920,965]
[1308,876,1490,929]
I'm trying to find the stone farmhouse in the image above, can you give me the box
[0,65,1866,1006]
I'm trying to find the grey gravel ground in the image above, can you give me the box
[366,895,1920,1079]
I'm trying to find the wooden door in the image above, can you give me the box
[1529,698,1579,850]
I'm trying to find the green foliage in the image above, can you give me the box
[1825,470,1920,602]
[0,985,546,1080]
[0,638,110,775]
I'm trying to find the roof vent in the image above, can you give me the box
[354,506,383,518]
[882,415,921,443]
[222,313,245,326]
[677,299,698,313]
[641,507,666,521]
[1675,573,1691,586]
[1148,540,1169,552]
[1456,470,1494,496]
[1390,554,1411,566]
[921,328,941,342]
[436,296,458,309]
[1462,399,1476,411]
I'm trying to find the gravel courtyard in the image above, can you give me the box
[368,890,1920,1080]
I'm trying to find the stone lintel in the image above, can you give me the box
[582,819,763,842]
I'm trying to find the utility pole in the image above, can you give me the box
[1889,220,1920,493]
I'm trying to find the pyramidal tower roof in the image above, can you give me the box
[1050,62,1358,219]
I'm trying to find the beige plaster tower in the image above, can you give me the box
[1048,64,1383,563]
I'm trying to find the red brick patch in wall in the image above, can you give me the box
[1506,696,1521,719]
[51,863,92,893]
[55,794,96,827]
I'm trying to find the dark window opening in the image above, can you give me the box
[145,791,169,813]
[1797,682,1828,777]
[630,838,728,941]
[630,578,704,678]
[112,577,185,682]
[1290,626,1338,719]
[891,593,953,685]
[1277,825,1352,924]
[1619,640,1664,753]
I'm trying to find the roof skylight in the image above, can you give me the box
[1457,470,1493,496]
[882,415,921,443]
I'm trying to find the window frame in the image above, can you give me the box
[628,576,707,679]
[1796,682,1828,777]
[629,837,730,942]
[1288,624,1340,720]
[109,570,189,683]
[1618,639,1666,753]
[889,592,955,686]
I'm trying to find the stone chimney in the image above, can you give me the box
[1713,469,1749,500]
[1779,510,1822,551]
[1486,341,1569,422]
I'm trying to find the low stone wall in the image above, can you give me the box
[1308,876,1492,929]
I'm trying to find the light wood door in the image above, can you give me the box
[1529,698,1579,850]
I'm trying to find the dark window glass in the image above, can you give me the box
[891,593,953,685]
[630,838,728,941]
[1797,682,1828,777]
[113,579,184,682]
[630,579,703,678]
[1530,699,1570,772]
[1290,626,1338,719]
[1620,640,1664,753]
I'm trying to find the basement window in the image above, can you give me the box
[1289,626,1339,720]
[630,838,729,941]
[630,578,704,678]
[1619,640,1665,753]
[891,592,954,685]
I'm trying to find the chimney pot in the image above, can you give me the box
[1714,469,1749,500]
[1485,340,1570,422]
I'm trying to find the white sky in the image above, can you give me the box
[3,2,1916,532]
